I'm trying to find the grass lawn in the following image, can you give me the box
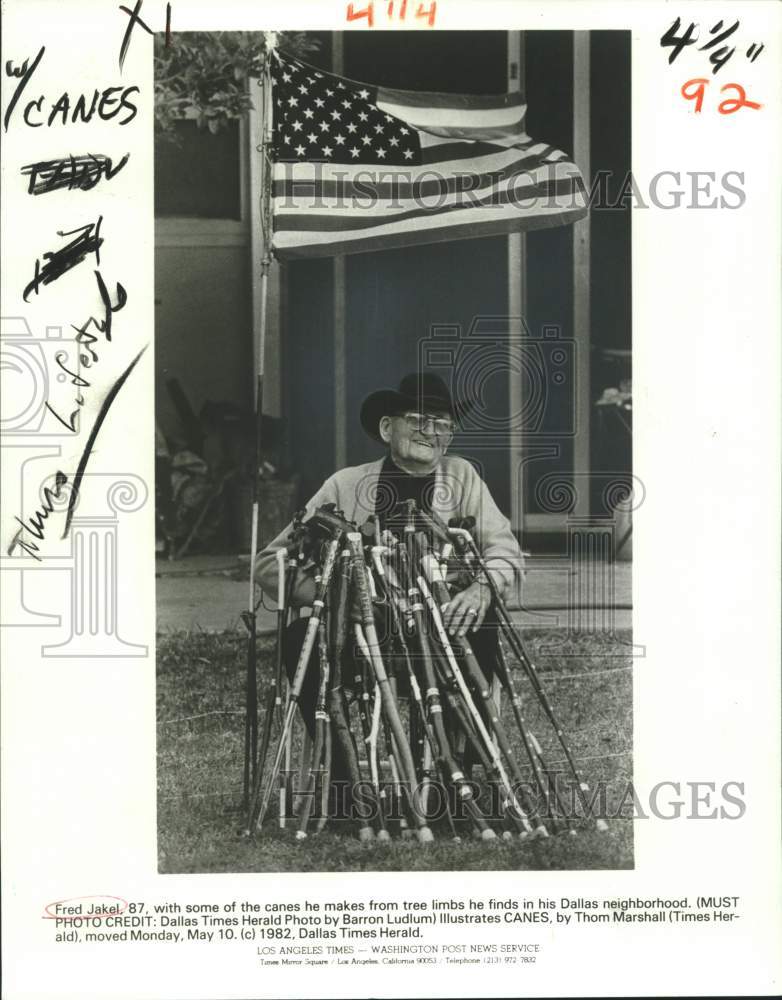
[157,628,633,873]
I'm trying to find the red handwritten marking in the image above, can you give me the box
[681,77,708,113]
[718,82,762,114]
[346,0,436,26]
[43,895,129,921]
[415,1,436,26]
[681,78,761,115]
[346,2,374,26]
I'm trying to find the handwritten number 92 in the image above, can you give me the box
[681,78,762,115]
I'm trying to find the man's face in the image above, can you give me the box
[379,410,454,474]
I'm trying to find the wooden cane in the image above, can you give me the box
[420,551,546,816]
[249,550,287,814]
[527,730,575,836]
[493,638,563,833]
[346,533,433,844]
[379,557,455,830]
[396,520,494,841]
[354,624,393,841]
[374,528,464,835]
[417,569,539,838]
[449,523,608,833]
[249,534,341,834]
[325,547,375,842]
[296,621,331,839]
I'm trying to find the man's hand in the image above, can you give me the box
[442,580,491,637]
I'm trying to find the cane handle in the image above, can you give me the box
[346,533,374,625]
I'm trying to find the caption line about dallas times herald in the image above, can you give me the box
[45,892,743,966]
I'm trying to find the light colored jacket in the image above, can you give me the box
[255,455,523,608]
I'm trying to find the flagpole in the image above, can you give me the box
[243,35,276,811]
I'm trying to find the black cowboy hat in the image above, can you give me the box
[360,372,473,442]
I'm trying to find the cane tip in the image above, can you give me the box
[595,818,609,832]
[294,831,307,841]
[359,827,377,843]
[480,828,497,842]
[417,826,435,845]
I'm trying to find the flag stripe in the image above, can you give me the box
[376,99,527,134]
[273,207,588,259]
[399,123,530,143]
[419,132,536,153]
[376,85,525,113]
[272,178,584,223]
[273,178,585,233]
[271,149,574,201]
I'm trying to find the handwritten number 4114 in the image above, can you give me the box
[346,2,437,28]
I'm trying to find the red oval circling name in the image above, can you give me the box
[43,895,129,920]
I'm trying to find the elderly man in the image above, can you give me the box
[255,372,523,814]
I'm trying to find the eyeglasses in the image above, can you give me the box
[397,412,455,436]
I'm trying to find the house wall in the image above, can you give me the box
[155,243,253,440]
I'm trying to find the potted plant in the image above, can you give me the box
[154,31,320,137]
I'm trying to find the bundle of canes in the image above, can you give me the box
[384,503,495,841]
[240,514,304,836]
[448,517,609,834]
[397,518,538,838]
[345,531,434,845]
[412,511,548,828]
[246,510,344,835]
[417,546,548,838]
[379,529,489,838]
[365,525,458,839]
[399,504,576,837]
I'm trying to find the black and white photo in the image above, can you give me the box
[153,28,634,873]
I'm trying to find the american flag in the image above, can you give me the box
[269,51,588,259]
